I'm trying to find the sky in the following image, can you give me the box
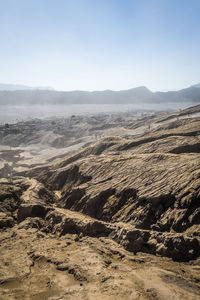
[0,0,200,91]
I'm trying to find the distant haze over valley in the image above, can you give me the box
[0,83,54,91]
[0,82,199,123]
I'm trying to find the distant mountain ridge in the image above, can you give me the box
[0,83,199,105]
[192,83,200,88]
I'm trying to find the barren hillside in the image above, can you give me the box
[0,105,200,299]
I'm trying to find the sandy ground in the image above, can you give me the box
[0,225,200,300]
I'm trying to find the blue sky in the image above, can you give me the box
[0,0,200,91]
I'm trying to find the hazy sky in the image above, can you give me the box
[0,0,200,91]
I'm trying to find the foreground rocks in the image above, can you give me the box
[0,221,200,299]
[15,200,200,262]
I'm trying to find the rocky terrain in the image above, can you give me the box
[0,105,200,299]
